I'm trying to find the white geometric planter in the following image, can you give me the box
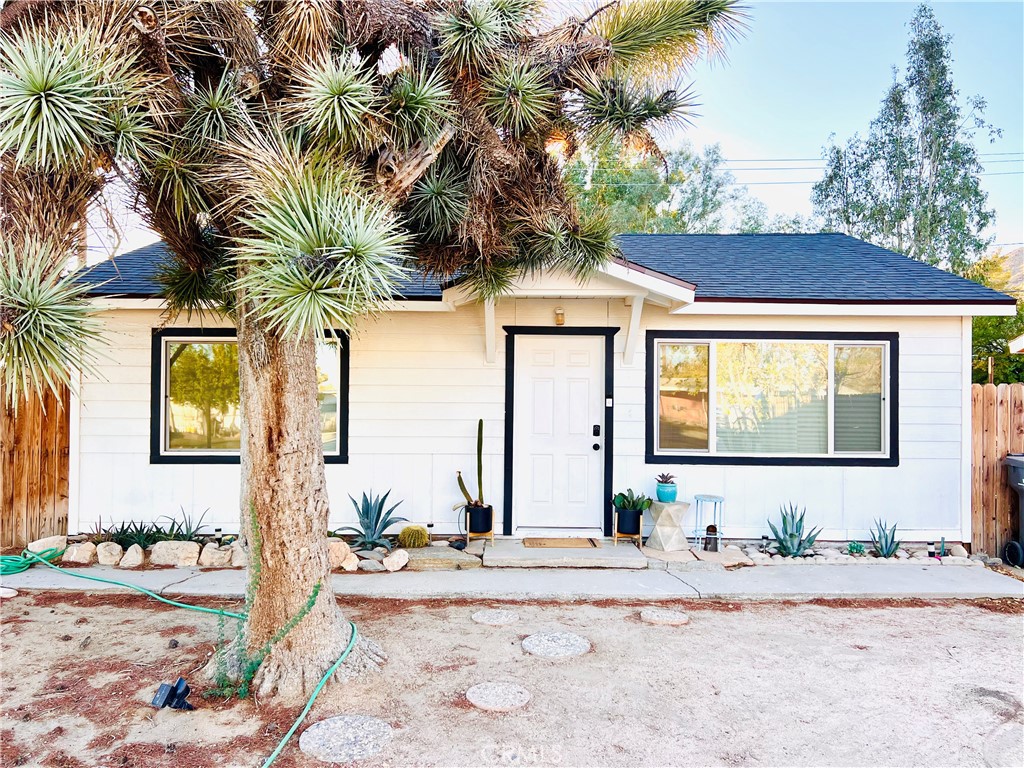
[646,502,691,552]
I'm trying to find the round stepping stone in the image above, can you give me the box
[471,608,519,626]
[0,587,18,599]
[299,715,392,763]
[640,608,690,626]
[466,681,531,712]
[522,631,590,658]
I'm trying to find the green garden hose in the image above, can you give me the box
[1,549,245,620]
[260,621,359,768]
[0,547,359,767]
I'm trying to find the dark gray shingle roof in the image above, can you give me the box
[76,241,444,299]
[616,233,1013,304]
[77,233,1014,305]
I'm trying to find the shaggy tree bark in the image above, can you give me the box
[216,311,384,704]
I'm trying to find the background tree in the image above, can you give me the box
[167,342,240,448]
[811,4,998,275]
[0,0,745,702]
[566,139,816,234]
[965,253,1024,384]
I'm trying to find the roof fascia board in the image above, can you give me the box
[672,301,1018,318]
[600,261,695,304]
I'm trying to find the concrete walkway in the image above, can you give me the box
[3,562,1022,601]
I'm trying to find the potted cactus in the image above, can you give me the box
[612,489,652,537]
[456,419,492,536]
[655,473,677,502]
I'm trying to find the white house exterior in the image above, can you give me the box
[71,234,1016,545]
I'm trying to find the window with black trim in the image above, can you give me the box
[151,329,349,464]
[645,331,898,466]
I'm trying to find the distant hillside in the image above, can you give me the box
[1003,248,1023,294]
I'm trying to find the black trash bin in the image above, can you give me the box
[1003,454,1024,566]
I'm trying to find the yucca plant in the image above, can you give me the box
[2,0,746,704]
[336,491,408,552]
[768,504,821,557]
[0,237,102,408]
[482,58,556,137]
[870,519,901,558]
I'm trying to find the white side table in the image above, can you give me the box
[646,502,691,552]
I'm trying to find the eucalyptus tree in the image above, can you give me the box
[0,0,745,702]
[811,4,997,275]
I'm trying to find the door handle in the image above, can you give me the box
[593,424,601,436]
[593,443,600,451]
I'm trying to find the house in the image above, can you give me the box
[70,233,1016,545]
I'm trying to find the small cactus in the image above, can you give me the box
[397,525,431,549]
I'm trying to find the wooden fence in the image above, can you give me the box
[0,385,70,549]
[971,382,1024,556]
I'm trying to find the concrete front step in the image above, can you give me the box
[482,539,647,569]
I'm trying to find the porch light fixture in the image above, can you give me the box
[554,307,565,326]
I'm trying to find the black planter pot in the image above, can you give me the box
[615,507,643,536]
[467,504,493,534]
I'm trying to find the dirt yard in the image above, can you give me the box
[1,592,1022,768]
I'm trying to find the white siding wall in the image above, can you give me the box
[72,300,969,543]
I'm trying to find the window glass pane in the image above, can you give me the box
[716,342,828,454]
[317,339,341,454]
[658,343,710,451]
[834,345,884,453]
[167,342,240,451]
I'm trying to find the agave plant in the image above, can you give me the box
[161,508,210,543]
[612,489,653,512]
[336,491,408,552]
[768,504,821,558]
[870,519,901,558]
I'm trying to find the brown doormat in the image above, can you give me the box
[522,537,602,549]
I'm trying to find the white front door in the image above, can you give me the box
[512,335,605,531]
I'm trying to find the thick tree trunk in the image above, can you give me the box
[209,312,383,704]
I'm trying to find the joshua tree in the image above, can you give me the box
[0,0,745,703]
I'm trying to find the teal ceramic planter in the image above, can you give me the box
[656,483,677,503]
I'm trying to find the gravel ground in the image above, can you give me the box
[1,592,1022,767]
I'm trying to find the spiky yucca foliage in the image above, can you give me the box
[407,163,470,240]
[482,58,556,136]
[0,29,148,169]
[0,238,101,406]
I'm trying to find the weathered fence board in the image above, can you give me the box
[971,382,1023,556]
[0,385,70,549]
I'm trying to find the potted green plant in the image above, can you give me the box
[612,489,652,539]
[456,419,492,538]
[655,473,677,502]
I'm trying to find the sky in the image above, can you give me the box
[676,0,1024,249]
[88,0,1024,261]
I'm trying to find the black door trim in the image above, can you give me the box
[502,326,620,536]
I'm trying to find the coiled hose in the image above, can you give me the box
[0,548,357,767]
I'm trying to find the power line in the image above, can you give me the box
[698,151,1024,162]
[586,170,1023,187]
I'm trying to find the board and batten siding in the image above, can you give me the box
[71,301,970,542]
